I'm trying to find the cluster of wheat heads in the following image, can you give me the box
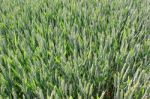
[0,0,150,99]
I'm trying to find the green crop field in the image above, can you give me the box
[0,0,150,99]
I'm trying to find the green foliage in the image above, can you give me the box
[0,0,150,98]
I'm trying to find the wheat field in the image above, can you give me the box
[0,0,150,99]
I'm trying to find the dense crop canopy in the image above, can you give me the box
[0,0,150,98]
